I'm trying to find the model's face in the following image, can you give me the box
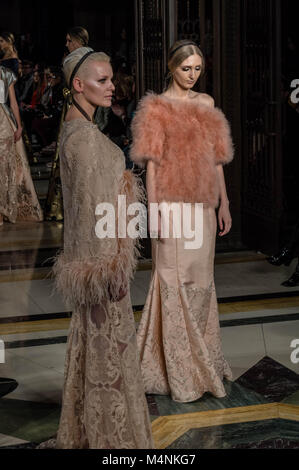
[49,74,61,87]
[0,37,9,52]
[66,34,82,53]
[23,64,32,75]
[79,61,115,108]
[172,54,203,90]
[33,71,39,83]
[44,67,50,82]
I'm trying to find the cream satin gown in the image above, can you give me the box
[137,202,233,402]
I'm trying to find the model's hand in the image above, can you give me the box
[218,201,232,236]
[108,271,128,302]
[115,284,128,302]
[14,127,22,142]
[148,211,162,240]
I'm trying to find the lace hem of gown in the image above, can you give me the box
[138,278,233,403]
[0,105,43,223]
[137,205,233,403]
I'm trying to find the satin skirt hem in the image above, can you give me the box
[137,204,233,403]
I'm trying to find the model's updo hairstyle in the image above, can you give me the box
[67,26,89,47]
[63,47,110,92]
[0,31,17,54]
[164,39,205,90]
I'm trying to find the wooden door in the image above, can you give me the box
[134,0,168,98]
[241,0,283,252]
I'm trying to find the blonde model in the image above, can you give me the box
[130,40,234,403]
[42,49,153,448]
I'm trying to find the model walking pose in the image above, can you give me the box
[0,64,43,224]
[130,40,234,403]
[47,48,153,448]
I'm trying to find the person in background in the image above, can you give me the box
[65,26,89,53]
[18,60,34,104]
[31,66,64,148]
[0,64,43,224]
[102,69,136,169]
[19,32,35,61]
[21,69,45,139]
[267,217,299,287]
[0,32,19,75]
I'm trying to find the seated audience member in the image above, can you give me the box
[31,66,64,148]
[102,68,136,168]
[21,69,45,138]
[18,60,34,103]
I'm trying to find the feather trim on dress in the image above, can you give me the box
[53,169,146,309]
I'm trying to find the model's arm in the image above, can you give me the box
[146,160,156,204]
[146,160,161,238]
[202,93,232,236]
[216,164,232,236]
[8,83,22,142]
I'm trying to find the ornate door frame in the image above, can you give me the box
[134,0,168,98]
[135,0,283,252]
[241,0,282,252]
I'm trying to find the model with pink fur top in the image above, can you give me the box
[130,40,234,403]
[131,92,234,208]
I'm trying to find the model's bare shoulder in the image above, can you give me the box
[195,92,215,107]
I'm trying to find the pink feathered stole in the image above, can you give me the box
[130,93,234,207]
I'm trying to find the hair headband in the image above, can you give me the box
[169,42,198,58]
[69,50,96,89]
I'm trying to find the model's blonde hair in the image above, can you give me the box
[0,31,17,54]
[63,47,110,91]
[165,39,205,90]
[67,26,89,47]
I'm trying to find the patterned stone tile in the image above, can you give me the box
[146,395,159,416]
[151,379,270,417]
[0,398,60,443]
[168,419,299,449]
[282,390,299,406]
[235,356,299,402]
[233,438,299,449]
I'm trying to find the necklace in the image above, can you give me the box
[72,97,92,122]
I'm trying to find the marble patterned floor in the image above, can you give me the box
[0,221,299,449]
[167,419,299,449]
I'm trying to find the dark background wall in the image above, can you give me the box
[0,0,135,65]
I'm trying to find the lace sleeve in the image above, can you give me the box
[53,125,131,308]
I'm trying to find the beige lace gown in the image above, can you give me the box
[52,119,153,449]
[0,66,43,223]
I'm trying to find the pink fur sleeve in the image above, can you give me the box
[130,96,165,167]
[212,108,234,165]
